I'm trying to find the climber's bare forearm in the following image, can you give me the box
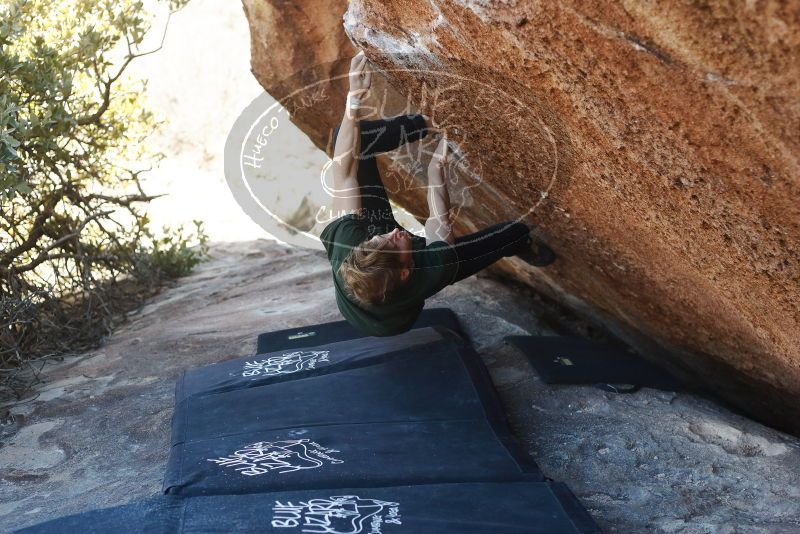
[425,167,454,245]
[329,51,372,215]
[330,108,362,214]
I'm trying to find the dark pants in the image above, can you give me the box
[331,114,531,285]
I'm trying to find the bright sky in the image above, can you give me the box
[126,0,423,245]
[127,0,322,243]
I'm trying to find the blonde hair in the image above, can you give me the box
[338,237,411,305]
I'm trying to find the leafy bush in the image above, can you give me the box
[138,220,210,280]
[0,0,206,400]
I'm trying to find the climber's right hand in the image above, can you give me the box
[348,51,372,97]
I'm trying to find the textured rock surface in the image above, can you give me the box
[243,0,800,434]
[2,240,799,532]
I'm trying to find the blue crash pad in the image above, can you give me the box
[175,327,447,402]
[17,309,600,534]
[165,328,543,495]
[255,307,466,354]
[18,481,600,533]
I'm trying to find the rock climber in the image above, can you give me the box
[319,51,555,337]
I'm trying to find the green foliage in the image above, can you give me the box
[141,220,210,280]
[0,0,204,400]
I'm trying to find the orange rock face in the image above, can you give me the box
[243,0,800,434]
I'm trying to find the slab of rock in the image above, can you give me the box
[1,240,799,532]
[242,0,800,434]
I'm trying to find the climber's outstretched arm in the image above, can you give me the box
[425,136,455,245]
[330,52,371,216]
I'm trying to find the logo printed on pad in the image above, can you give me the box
[207,439,344,476]
[288,331,317,340]
[243,350,330,377]
[272,495,402,533]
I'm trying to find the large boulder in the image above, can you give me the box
[242,0,800,434]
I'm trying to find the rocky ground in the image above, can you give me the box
[2,240,799,533]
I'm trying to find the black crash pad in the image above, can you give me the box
[250,311,520,460]
[15,496,177,534]
[256,311,514,441]
[18,309,601,534]
[175,327,449,403]
[255,307,466,354]
[163,419,540,496]
[505,335,685,392]
[19,482,601,533]
[170,334,489,445]
[166,330,543,495]
[174,326,537,477]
